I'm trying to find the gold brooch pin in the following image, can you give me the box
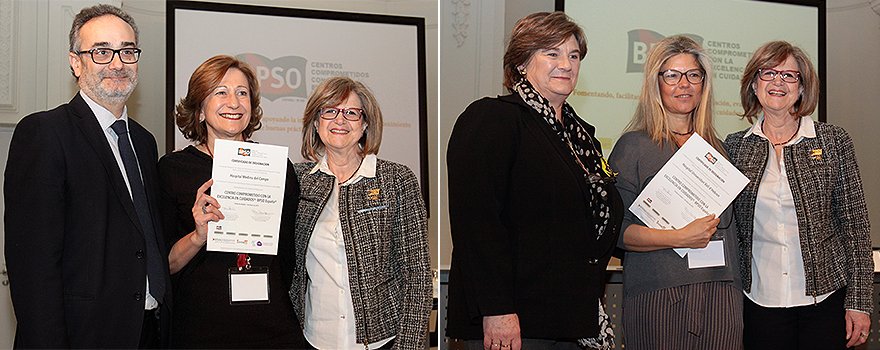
[600,156,618,177]
[810,149,822,160]
[368,189,380,200]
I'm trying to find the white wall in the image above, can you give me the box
[438,0,513,269]
[826,0,880,250]
[0,126,14,350]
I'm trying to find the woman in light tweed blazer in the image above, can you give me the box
[289,77,432,350]
[726,41,872,350]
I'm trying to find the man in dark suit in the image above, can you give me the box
[4,4,171,348]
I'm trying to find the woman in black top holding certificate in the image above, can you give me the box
[157,55,304,348]
[607,36,742,349]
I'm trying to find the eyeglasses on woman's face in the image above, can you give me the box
[319,107,363,121]
[658,69,705,86]
[757,68,800,83]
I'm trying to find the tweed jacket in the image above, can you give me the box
[289,158,432,350]
[726,121,872,313]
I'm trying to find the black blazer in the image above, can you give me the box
[4,93,172,348]
[445,93,623,340]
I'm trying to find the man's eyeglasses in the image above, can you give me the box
[320,107,364,121]
[658,69,705,86]
[74,48,142,64]
[757,69,800,83]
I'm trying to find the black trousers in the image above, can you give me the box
[743,288,847,350]
[306,338,395,349]
[465,339,580,350]
[138,309,161,349]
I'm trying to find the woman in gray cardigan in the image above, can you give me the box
[289,76,432,350]
[726,41,872,350]
[608,36,742,349]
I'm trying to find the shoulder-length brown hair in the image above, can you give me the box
[624,35,726,156]
[301,77,383,161]
[175,55,263,144]
[740,41,819,122]
[502,11,587,91]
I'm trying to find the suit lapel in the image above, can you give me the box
[505,95,597,214]
[502,95,591,190]
[503,95,612,247]
[69,94,144,238]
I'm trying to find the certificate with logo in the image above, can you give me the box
[206,139,288,255]
[629,133,748,267]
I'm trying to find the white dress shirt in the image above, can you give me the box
[744,115,829,308]
[81,91,158,311]
[303,154,393,349]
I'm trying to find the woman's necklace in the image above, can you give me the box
[671,126,694,137]
[563,134,590,176]
[671,120,694,148]
[562,122,612,183]
[764,117,801,147]
[672,131,691,148]
[337,157,364,185]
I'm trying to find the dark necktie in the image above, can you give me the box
[110,120,165,303]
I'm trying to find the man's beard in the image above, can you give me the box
[79,67,138,106]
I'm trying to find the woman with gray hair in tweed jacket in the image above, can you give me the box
[289,76,432,350]
[726,41,872,349]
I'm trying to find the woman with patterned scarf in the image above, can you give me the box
[608,36,742,349]
[446,11,623,350]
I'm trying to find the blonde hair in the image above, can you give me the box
[624,35,726,156]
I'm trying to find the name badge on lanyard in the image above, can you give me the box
[228,253,270,305]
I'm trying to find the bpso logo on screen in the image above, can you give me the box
[625,30,750,81]
[237,53,307,101]
[236,53,371,101]
[627,30,704,73]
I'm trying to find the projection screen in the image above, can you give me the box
[558,0,823,153]
[167,0,429,202]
